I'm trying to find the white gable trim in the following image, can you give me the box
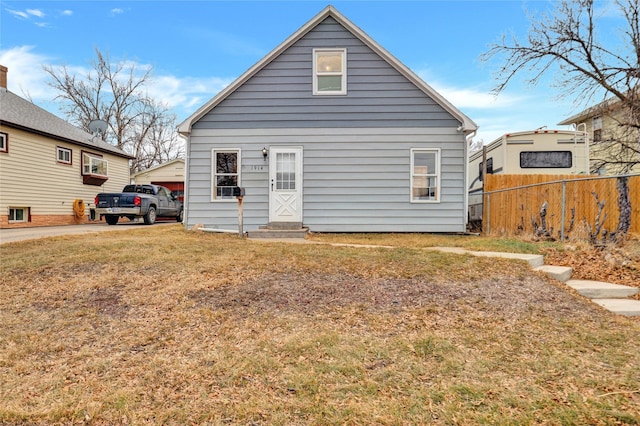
[177,5,477,135]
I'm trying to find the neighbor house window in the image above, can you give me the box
[57,146,72,164]
[212,149,240,200]
[9,207,29,223]
[592,116,602,142]
[0,132,7,153]
[520,151,572,168]
[82,152,108,176]
[479,157,493,181]
[313,48,347,95]
[411,148,440,202]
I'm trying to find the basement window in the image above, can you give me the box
[9,207,29,223]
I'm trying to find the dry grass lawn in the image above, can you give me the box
[1,225,639,425]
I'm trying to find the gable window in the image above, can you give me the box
[9,207,30,223]
[411,148,440,202]
[57,146,72,164]
[0,132,7,153]
[212,149,240,200]
[313,48,347,95]
[592,116,602,142]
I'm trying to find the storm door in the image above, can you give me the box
[269,147,302,223]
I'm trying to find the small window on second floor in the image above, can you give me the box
[0,132,8,153]
[57,147,72,164]
[313,48,347,95]
[592,116,603,142]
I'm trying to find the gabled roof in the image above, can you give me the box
[557,95,627,126]
[131,158,185,178]
[178,5,477,136]
[0,88,133,159]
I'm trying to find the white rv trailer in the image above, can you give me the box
[468,129,589,223]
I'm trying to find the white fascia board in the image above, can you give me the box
[178,5,478,135]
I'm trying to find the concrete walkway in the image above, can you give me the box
[0,222,176,245]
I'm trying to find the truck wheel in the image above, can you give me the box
[144,206,157,225]
[176,208,184,223]
[105,215,119,225]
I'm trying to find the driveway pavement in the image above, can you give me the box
[0,221,177,244]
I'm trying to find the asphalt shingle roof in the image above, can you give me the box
[0,88,132,159]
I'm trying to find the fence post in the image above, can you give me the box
[560,180,566,241]
[486,192,491,235]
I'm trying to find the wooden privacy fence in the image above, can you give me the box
[483,174,640,241]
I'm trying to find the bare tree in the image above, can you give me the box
[482,0,639,240]
[43,48,184,173]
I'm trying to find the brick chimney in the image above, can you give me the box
[0,65,7,90]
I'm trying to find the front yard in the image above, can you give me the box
[1,225,638,424]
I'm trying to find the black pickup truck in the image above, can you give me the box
[94,184,183,225]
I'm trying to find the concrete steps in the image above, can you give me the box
[434,247,640,316]
[591,299,640,316]
[247,223,308,239]
[534,265,573,282]
[535,268,640,317]
[565,279,639,299]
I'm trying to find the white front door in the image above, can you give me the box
[269,146,303,223]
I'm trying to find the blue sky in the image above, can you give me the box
[0,0,624,144]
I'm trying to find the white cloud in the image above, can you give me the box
[110,8,124,15]
[145,74,233,120]
[0,46,53,101]
[6,9,29,19]
[0,46,231,122]
[61,10,73,16]
[27,9,45,18]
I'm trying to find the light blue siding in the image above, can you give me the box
[186,128,466,232]
[185,15,469,233]
[192,18,460,130]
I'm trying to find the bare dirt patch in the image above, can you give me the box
[190,270,599,319]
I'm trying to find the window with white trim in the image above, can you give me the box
[82,152,108,176]
[57,146,72,164]
[313,48,347,95]
[212,149,240,200]
[9,207,29,223]
[411,149,440,202]
[0,132,7,153]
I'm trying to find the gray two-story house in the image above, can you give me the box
[178,6,477,233]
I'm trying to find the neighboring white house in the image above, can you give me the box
[467,129,589,222]
[131,159,185,200]
[558,96,640,175]
[0,65,133,228]
[178,6,477,233]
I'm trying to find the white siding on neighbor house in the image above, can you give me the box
[186,127,466,233]
[0,126,130,216]
[192,17,460,131]
[132,160,185,184]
